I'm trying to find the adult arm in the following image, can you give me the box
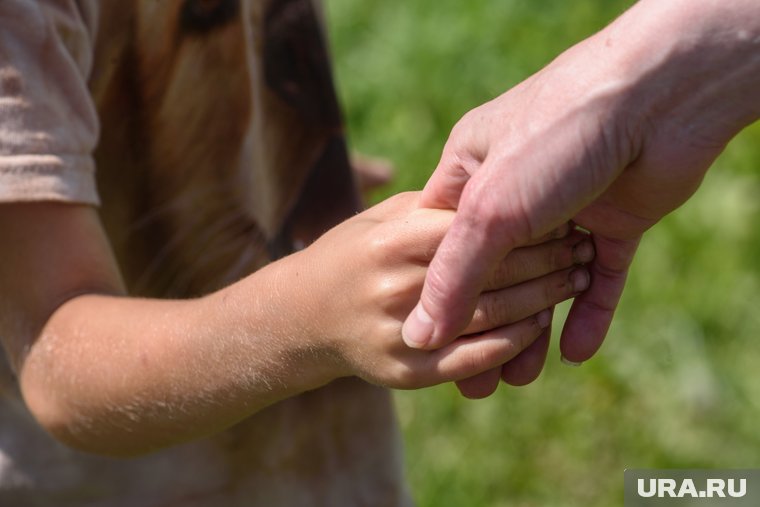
[403,0,760,375]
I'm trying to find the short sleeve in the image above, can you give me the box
[0,0,100,205]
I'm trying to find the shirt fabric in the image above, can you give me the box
[0,0,99,204]
[0,1,409,505]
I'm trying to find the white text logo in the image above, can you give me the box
[637,478,746,499]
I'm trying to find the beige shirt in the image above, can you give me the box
[0,1,410,505]
[0,2,239,503]
[0,0,99,204]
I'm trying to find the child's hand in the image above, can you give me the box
[286,192,593,391]
[1,195,591,452]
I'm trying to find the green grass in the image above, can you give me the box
[325,1,760,506]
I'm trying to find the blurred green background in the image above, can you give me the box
[325,0,760,506]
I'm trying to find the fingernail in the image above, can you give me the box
[572,240,595,264]
[402,302,434,349]
[561,355,583,367]
[537,309,552,328]
[570,268,590,293]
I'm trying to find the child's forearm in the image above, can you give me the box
[12,195,587,456]
[20,254,329,457]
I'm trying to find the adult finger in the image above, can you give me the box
[407,95,630,351]
[417,112,487,211]
[464,266,589,335]
[403,161,536,350]
[484,231,593,290]
[559,234,640,363]
[401,205,511,350]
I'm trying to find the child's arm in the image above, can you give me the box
[0,193,591,456]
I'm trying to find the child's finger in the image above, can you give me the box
[408,217,577,263]
[484,232,594,290]
[454,367,501,399]
[465,267,589,335]
[501,322,552,386]
[424,311,550,383]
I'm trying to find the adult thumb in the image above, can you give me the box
[402,202,510,349]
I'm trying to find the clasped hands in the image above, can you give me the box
[297,0,760,401]
[286,192,594,399]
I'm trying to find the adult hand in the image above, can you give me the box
[297,192,591,393]
[402,0,760,384]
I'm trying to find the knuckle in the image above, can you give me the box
[392,361,426,389]
[493,339,518,365]
[470,347,493,373]
[550,241,573,270]
[391,191,417,207]
[461,182,498,231]
[367,234,394,262]
[491,257,516,287]
[370,191,416,218]
[481,295,507,328]
[456,348,490,378]
[471,340,515,375]
[542,274,556,302]
[507,321,540,359]
[461,179,531,248]
[547,243,563,271]
[469,307,485,329]
[371,276,405,304]
[544,275,564,304]
[450,109,477,139]
[529,314,545,337]
[384,190,413,207]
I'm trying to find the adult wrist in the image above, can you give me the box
[598,0,760,145]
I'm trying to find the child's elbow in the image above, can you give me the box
[20,377,152,458]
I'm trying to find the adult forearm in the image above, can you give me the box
[19,256,329,456]
[408,0,760,356]
[601,0,760,144]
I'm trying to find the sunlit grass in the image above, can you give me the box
[326,1,760,505]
